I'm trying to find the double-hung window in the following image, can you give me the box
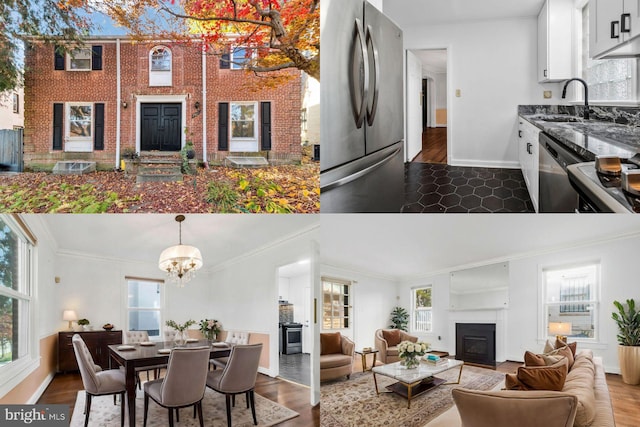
[322,277,351,330]
[229,102,258,151]
[0,215,35,392]
[126,278,163,340]
[12,93,18,114]
[412,286,432,333]
[67,48,92,71]
[542,263,599,340]
[230,46,252,70]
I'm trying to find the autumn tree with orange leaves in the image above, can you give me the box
[101,0,319,81]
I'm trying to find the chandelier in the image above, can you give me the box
[158,215,203,287]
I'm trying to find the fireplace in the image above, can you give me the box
[455,323,496,368]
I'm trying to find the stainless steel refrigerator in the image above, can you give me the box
[320,0,405,212]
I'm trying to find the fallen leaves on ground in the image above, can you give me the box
[0,164,320,213]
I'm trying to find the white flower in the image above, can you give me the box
[407,344,415,353]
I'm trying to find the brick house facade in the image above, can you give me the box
[23,38,302,169]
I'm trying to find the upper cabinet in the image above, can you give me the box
[538,0,573,82]
[590,0,640,58]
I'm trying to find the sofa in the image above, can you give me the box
[374,329,418,364]
[320,332,355,382]
[427,351,615,427]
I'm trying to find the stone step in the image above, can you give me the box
[136,165,183,183]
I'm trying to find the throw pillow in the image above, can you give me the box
[382,329,401,347]
[543,339,555,353]
[504,373,523,390]
[320,332,342,355]
[524,350,565,367]
[515,359,569,391]
[555,338,577,357]
[545,345,574,369]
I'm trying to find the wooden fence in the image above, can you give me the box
[0,129,23,172]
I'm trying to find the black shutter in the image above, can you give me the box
[91,45,103,70]
[218,102,229,151]
[54,46,65,70]
[52,103,63,150]
[260,101,271,151]
[94,103,104,150]
[219,52,230,69]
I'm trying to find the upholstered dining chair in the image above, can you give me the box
[72,334,126,427]
[125,330,165,387]
[206,343,263,427]
[210,331,250,370]
[143,347,211,427]
[164,329,177,342]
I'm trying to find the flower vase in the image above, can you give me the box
[174,331,187,346]
[402,355,420,369]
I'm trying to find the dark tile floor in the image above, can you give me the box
[279,353,310,387]
[402,163,535,213]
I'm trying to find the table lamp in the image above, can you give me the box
[63,310,78,330]
[548,322,572,342]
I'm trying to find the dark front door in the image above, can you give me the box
[140,103,182,151]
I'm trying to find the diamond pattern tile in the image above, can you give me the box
[402,163,535,213]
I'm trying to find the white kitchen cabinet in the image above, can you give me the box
[590,0,640,58]
[538,0,573,82]
[518,118,540,212]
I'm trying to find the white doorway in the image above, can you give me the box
[406,48,449,164]
[277,260,311,388]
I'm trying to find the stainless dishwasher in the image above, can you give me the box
[539,132,585,212]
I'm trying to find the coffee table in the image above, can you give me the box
[372,358,463,408]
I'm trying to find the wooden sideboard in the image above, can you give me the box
[58,330,122,372]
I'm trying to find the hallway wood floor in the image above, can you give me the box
[412,127,447,164]
[37,372,319,426]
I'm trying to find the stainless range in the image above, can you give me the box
[568,154,640,213]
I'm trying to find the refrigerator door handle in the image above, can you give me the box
[321,146,401,192]
[350,18,369,128]
[366,25,380,126]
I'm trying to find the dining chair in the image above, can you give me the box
[206,343,263,427]
[210,331,250,370]
[143,347,210,427]
[125,330,164,387]
[72,334,126,427]
[164,329,178,342]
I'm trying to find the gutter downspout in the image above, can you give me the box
[202,42,208,168]
[115,38,121,169]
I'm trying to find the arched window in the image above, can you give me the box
[149,46,172,86]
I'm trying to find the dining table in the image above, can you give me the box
[108,340,232,427]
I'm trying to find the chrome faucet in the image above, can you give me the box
[561,78,589,120]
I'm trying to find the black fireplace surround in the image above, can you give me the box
[455,323,496,368]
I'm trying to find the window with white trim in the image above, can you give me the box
[0,216,34,369]
[581,4,638,103]
[149,46,172,86]
[322,277,351,330]
[66,103,92,140]
[67,48,92,71]
[126,278,163,340]
[12,93,18,114]
[230,102,257,140]
[542,263,599,340]
[412,286,432,333]
[230,46,252,70]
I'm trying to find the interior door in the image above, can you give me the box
[140,103,182,151]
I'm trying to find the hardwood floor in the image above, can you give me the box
[37,372,319,426]
[412,127,447,164]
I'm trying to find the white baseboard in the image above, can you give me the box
[258,366,276,378]
[450,159,520,169]
[27,372,55,404]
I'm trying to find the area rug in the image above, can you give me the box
[70,387,299,427]
[320,365,505,427]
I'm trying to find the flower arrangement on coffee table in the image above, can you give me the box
[199,318,222,341]
[398,340,430,369]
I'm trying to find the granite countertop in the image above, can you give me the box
[518,105,640,161]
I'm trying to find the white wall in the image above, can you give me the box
[321,265,398,349]
[0,89,24,130]
[434,72,447,113]
[395,234,640,373]
[403,17,559,168]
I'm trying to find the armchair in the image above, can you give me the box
[375,329,418,364]
[320,332,355,382]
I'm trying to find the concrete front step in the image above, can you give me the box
[136,165,183,183]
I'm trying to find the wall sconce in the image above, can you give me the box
[194,101,200,110]
[122,101,128,109]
